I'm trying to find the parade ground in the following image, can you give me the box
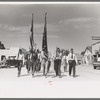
[0,63,100,98]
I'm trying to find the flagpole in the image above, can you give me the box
[32,13,34,51]
[30,13,34,52]
[42,12,48,58]
[45,12,48,54]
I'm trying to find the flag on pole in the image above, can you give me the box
[42,13,48,57]
[30,13,34,51]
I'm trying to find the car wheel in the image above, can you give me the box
[94,66,96,69]
[15,66,17,68]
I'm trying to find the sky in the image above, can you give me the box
[0,3,100,53]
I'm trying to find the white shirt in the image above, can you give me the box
[67,53,77,64]
[62,55,67,62]
[38,53,41,59]
[53,52,62,60]
[18,54,24,60]
[17,53,24,64]
[41,51,47,59]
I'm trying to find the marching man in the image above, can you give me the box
[17,49,24,77]
[67,48,77,78]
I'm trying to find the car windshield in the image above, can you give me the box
[98,54,100,57]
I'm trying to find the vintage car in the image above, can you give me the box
[6,56,20,68]
[0,56,21,68]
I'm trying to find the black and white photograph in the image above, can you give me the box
[0,2,100,98]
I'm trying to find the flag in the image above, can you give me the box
[30,13,34,51]
[42,13,48,57]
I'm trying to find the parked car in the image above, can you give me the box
[6,56,20,68]
[92,54,100,69]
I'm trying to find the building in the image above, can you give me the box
[75,53,82,65]
[92,41,100,55]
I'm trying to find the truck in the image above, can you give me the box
[92,54,100,69]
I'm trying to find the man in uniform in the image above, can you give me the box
[67,48,77,78]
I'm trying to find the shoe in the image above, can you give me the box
[45,73,47,76]
[17,73,20,77]
[56,74,58,76]
[52,75,56,78]
[43,74,45,76]
[73,75,76,78]
[45,73,48,78]
[32,74,34,78]
[45,76,47,78]
[17,74,20,77]
[59,76,62,78]
[27,70,30,73]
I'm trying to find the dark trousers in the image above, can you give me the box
[69,60,76,76]
[54,59,61,76]
[42,58,47,76]
[26,60,31,73]
[35,59,41,72]
[45,60,51,76]
[31,60,37,76]
[47,60,51,73]
[17,60,23,76]
[64,66,67,72]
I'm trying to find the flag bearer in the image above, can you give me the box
[30,49,38,78]
[41,50,48,76]
[44,52,51,78]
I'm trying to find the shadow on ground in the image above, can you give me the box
[74,75,80,78]
[20,74,30,77]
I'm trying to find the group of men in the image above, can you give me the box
[17,48,77,78]
[53,48,77,78]
[17,49,51,78]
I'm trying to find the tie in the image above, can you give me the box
[71,54,73,59]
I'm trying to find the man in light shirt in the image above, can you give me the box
[17,49,24,77]
[53,47,62,78]
[67,48,77,78]
[61,51,68,72]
